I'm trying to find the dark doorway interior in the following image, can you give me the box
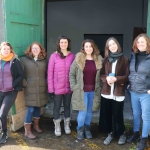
[84,34,123,58]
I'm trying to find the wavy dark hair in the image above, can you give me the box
[104,37,122,57]
[132,33,150,54]
[25,42,46,59]
[80,39,100,60]
[56,35,71,59]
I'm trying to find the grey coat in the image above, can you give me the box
[20,55,47,107]
[69,52,102,111]
[129,52,150,93]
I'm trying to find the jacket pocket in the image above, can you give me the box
[146,76,150,89]
[72,83,79,91]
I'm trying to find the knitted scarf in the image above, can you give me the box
[108,52,123,63]
[0,53,14,61]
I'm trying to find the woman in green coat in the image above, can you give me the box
[20,42,47,139]
[69,39,102,140]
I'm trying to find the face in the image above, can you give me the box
[1,45,11,57]
[137,37,147,52]
[31,44,41,56]
[108,40,118,53]
[84,42,93,55]
[59,39,68,51]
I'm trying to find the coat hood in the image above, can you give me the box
[75,52,102,70]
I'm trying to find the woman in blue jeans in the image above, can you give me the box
[20,42,47,139]
[127,34,150,150]
[69,39,102,140]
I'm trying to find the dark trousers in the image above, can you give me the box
[0,91,17,133]
[53,94,72,120]
[99,97,125,137]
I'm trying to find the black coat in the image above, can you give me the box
[11,58,24,91]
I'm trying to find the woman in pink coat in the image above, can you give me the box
[47,35,75,136]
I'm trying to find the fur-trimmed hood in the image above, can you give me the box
[75,52,102,70]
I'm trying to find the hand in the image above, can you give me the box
[147,90,150,94]
[106,76,117,86]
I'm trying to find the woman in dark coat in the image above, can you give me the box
[20,42,47,139]
[0,42,24,144]
[100,37,129,145]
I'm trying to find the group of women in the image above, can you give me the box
[0,33,149,150]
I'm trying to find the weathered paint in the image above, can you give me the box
[4,0,44,57]
[147,0,150,36]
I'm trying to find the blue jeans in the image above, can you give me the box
[25,106,40,123]
[130,91,150,138]
[77,91,94,129]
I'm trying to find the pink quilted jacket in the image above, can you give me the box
[47,52,75,94]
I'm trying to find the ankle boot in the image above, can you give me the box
[85,125,92,139]
[136,138,147,150]
[0,132,8,144]
[24,124,36,139]
[64,118,71,134]
[33,118,42,133]
[77,126,84,140]
[126,131,140,143]
[53,118,61,136]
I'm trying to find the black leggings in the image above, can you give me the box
[53,94,72,120]
[99,97,125,137]
[0,91,17,133]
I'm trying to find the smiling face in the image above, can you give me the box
[31,44,41,56]
[137,37,147,52]
[84,42,93,55]
[108,40,118,53]
[1,45,11,57]
[59,39,68,51]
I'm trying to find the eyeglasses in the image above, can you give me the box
[32,48,40,50]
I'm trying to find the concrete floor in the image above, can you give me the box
[0,117,150,150]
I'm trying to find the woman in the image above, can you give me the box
[0,42,24,143]
[47,35,75,136]
[100,37,129,145]
[69,39,102,140]
[20,42,47,139]
[127,34,150,150]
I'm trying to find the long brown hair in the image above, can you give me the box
[0,42,15,54]
[25,42,46,59]
[80,39,100,60]
[104,37,122,57]
[132,33,150,54]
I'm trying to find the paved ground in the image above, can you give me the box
[0,117,150,150]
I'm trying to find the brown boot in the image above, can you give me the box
[24,124,36,139]
[33,118,42,133]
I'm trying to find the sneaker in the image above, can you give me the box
[0,133,8,144]
[118,133,126,145]
[104,132,113,145]
[136,138,147,150]
[126,131,140,143]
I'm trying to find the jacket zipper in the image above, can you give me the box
[64,57,66,94]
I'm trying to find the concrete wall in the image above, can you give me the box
[47,0,148,58]
[0,0,5,42]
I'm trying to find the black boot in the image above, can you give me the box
[77,127,84,140]
[126,131,140,143]
[85,125,92,139]
[0,132,8,144]
[136,138,147,150]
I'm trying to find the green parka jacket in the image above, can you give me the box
[20,55,47,107]
[69,52,102,111]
